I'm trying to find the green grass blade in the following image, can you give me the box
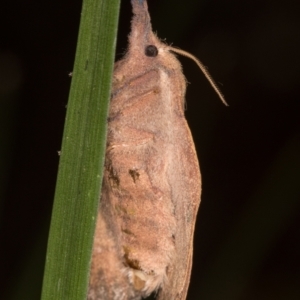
[41,0,120,299]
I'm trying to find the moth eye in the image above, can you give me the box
[145,45,158,57]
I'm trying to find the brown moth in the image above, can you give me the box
[88,1,226,299]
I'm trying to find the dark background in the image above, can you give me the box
[1,0,300,299]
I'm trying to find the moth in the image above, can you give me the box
[88,1,226,299]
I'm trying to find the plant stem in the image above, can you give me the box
[41,0,120,299]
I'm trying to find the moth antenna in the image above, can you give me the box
[168,46,228,106]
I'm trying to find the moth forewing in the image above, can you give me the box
[89,1,203,299]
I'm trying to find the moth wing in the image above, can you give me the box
[157,123,201,300]
[88,185,137,300]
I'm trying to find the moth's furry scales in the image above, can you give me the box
[88,1,201,299]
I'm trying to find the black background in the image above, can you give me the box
[1,0,300,299]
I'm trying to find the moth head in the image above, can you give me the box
[130,0,228,105]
